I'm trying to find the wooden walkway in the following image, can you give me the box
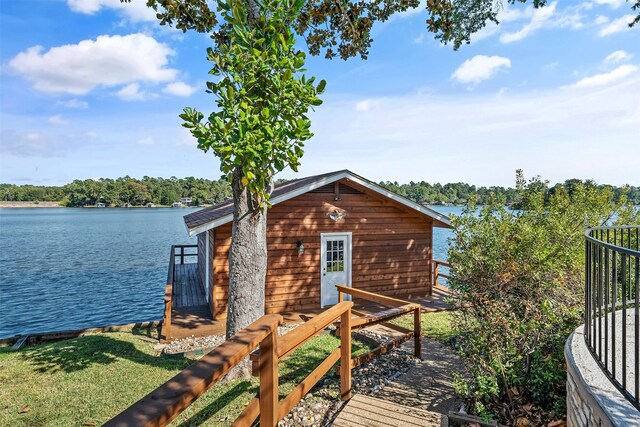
[333,333,464,427]
[173,263,207,307]
[333,394,440,427]
[167,263,225,340]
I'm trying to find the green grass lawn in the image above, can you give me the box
[391,310,455,345]
[0,330,370,427]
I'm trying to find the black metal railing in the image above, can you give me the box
[585,225,639,410]
[173,244,198,265]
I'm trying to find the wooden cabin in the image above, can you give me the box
[181,170,451,319]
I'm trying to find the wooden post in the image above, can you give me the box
[259,330,278,427]
[338,288,344,303]
[433,262,439,288]
[413,306,422,360]
[340,308,352,401]
[164,299,172,343]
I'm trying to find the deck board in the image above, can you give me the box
[166,263,222,340]
[173,263,207,308]
[333,394,440,427]
[165,264,451,341]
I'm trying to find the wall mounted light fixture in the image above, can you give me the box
[296,240,305,255]
[328,208,348,222]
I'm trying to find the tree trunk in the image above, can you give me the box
[224,0,265,380]
[224,166,268,378]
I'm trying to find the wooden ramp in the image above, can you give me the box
[332,394,441,427]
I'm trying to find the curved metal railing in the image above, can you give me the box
[585,225,640,410]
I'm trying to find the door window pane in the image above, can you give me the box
[326,240,345,272]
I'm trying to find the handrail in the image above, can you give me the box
[584,225,639,411]
[161,244,200,342]
[585,226,640,257]
[109,302,354,427]
[336,285,422,362]
[105,314,283,427]
[173,244,198,265]
[277,301,352,359]
[161,245,176,343]
[433,259,451,267]
[336,284,415,308]
[433,259,450,288]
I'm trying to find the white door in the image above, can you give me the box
[320,233,352,307]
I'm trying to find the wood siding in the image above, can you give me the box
[211,179,433,317]
[208,231,215,316]
[197,232,207,291]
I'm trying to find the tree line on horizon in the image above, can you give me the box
[1,176,639,207]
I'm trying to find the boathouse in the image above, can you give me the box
[178,170,450,320]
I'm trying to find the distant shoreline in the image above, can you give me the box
[0,201,205,209]
[0,201,63,208]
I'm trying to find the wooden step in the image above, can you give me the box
[332,394,442,427]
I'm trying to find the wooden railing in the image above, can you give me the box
[107,302,354,427]
[433,259,451,288]
[161,246,176,343]
[336,285,422,366]
[161,244,199,343]
[174,244,197,265]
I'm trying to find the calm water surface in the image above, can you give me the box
[0,208,197,337]
[0,205,460,338]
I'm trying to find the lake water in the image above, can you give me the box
[0,206,460,338]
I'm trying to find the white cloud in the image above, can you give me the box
[355,100,380,112]
[605,50,632,64]
[116,83,148,101]
[469,24,500,43]
[500,2,557,43]
[137,136,154,145]
[451,55,511,84]
[67,0,157,22]
[0,130,68,157]
[302,74,640,186]
[599,14,635,36]
[9,34,176,95]
[498,4,534,23]
[493,2,586,44]
[570,65,638,89]
[162,81,196,97]
[56,98,89,109]
[595,15,610,25]
[48,115,69,125]
[179,128,197,147]
[594,0,627,9]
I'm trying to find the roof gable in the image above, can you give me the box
[183,170,452,236]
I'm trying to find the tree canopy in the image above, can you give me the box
[180,0,325,207]
[134,0,640,57]
[2,176,638,207]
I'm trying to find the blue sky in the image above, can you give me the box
[1,0,638,187]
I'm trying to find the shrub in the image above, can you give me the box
[448,171,637,424]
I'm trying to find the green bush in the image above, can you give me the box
[448,171,638,424]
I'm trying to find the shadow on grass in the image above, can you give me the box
[176,380,256,427]
[21,335,191,374]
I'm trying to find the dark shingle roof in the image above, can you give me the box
[183,169,452,235]
[183,170,346,232]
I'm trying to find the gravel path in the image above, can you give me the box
[162,323,301,355]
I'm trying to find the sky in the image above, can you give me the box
[0,0,639,187]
